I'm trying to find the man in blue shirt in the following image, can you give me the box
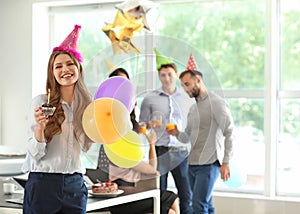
[139,48,194,214]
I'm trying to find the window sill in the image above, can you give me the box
[213,191,300,203]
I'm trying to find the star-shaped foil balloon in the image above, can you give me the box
[115,0,159,31]
[102,10,143,54]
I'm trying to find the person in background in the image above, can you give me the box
[167,64,234,213]
[109,68,139,132]
[139,48,194,214]
[106,67,180,214]
[22,25,92,214]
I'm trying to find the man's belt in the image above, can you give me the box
[157,146,188,152]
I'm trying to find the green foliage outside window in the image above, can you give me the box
[156,1,265,89]
[281,10,300,90]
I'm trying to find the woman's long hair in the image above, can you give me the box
[108,68,139,133]
[45,50,92,151]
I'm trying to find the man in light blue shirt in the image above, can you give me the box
[139,48,195,214]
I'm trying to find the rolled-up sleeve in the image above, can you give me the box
[177,106,195,144]
[27,136,46,160]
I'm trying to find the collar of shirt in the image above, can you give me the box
[61,100,74,123]
[198,91,209,102]
[156,87,183,97]
[61,99,74,108]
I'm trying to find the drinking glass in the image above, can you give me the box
[151,115,162,129]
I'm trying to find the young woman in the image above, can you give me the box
[22,25,92,214]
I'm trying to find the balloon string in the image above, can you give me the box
[76,138,101,170]
[81,144,110,173]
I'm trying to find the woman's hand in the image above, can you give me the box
[145,132,157,145]
[34,107,48,130]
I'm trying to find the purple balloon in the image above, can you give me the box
[94,76,136,112]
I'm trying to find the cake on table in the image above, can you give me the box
[92,182,118,193]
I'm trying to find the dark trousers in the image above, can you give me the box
[23,172,87,214]
[189,161,220,214]
[156,146,193,214]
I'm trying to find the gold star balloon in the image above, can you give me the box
[102,10,144,54]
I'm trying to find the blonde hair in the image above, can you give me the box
[45,50,92,151]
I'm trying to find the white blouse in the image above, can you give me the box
[22,94,88,174]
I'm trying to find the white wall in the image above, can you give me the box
[0,0,300,213]
[0,0,115,148]
[0,0,72,148]
[0,0,33,148]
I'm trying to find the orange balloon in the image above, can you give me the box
[82,101,104,143]
[94,98,131,144]
[104,130,145,168]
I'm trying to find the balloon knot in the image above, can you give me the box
[106,112,111,116]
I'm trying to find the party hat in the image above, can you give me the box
[153,48,173,71]
[185,53,198,70]
[104,59,118,74]
[53,25,83,62]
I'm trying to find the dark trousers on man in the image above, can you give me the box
[156,146,193,214]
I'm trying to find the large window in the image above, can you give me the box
[156,0,266,193]
[277,0,300,196]
[32,0,300,198]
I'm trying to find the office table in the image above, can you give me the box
[0,178,160,214]
[87,186,160,213]
[0,177,23,214]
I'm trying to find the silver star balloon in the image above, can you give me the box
[115,0,159,31]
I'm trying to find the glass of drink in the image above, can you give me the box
[138,122,147,134]
[166,123,176,131]
[151,115,162,129]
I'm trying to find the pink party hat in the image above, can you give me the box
[185,53,198,70]
[53,25,83,62]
